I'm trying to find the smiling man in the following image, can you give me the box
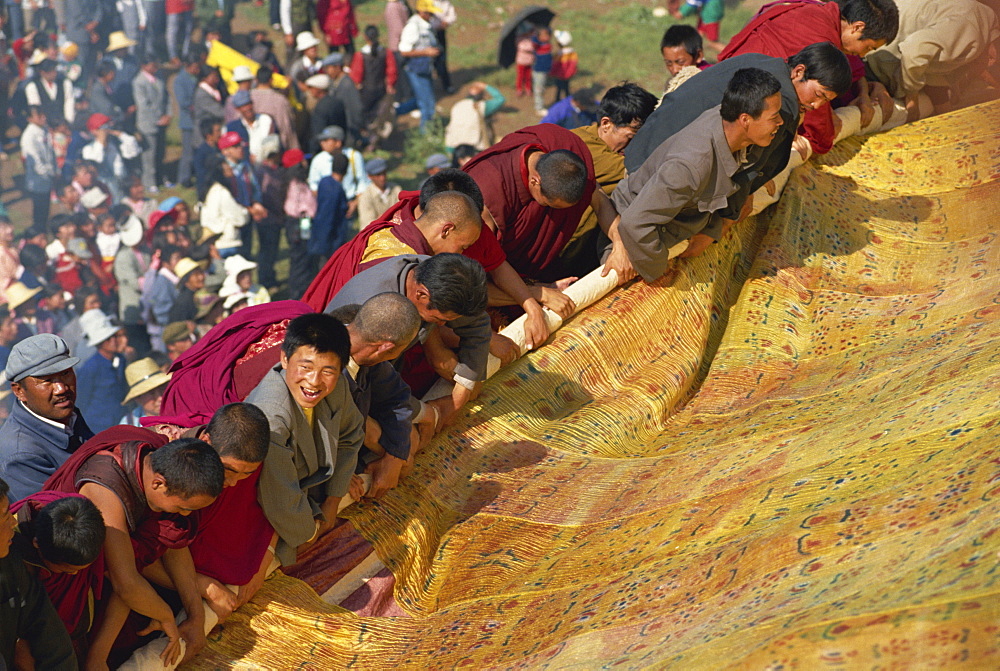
[0,334,94,502]
[246,313,365,567]
[605,68,787,283]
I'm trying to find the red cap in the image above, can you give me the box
[281,148,305,168]
[86,113,111,133]
[217,131,242,150]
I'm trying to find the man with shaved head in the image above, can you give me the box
[331,293,423,498]
[460,124,620,285]
[303,169,574,357]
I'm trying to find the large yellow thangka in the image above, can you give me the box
[188,101,1000,670]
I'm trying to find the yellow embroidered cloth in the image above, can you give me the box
[188,100,1000,669]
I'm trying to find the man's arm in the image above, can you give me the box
[80,482,184,664]
[254,406,322,563]
[322,379,365,503]
[486,261,559,351]
[160,547,207,663]
[447,310,492,385]
[612,160,707,282]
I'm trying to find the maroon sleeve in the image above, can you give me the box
[464,225,506,272]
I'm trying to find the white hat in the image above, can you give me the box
[223,254,257,277]
[232,65,254,82]
[554,30,572,47]
[304,73,331,90]
[80,187,109,210]
[120,215,144,248]
[223,292,250,311]
[82,311,121,347]
[77,308,107,338]
[296,32,321,52]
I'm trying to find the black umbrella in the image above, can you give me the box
[497,6,556,69]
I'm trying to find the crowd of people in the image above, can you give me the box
[0,0,997,668]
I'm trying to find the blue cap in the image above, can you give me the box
[157,196,182,212]
[321,52,344,67]
[365,157,388,175]
[232,89,252,108]
[425,153,450,171]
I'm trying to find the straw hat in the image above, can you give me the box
[122,357,171,404]
[7,282,42,312]
[106,31,137,53]
[173,258,202,282]
[196,227,222,247]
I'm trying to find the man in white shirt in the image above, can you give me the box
[307,125,370,219]
[225,89,277,165]
[356,157,402,229]
[397,0,440,132]
[20,106,57,230]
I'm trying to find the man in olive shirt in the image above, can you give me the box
[604,68,786,283]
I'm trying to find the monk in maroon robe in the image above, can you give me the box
[719,0,898,155]
[44,427,223,668]
[461,124,613,283]
[10,492,106,661]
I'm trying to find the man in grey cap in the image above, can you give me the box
[356,156,402,228]
[308,125,370,220]
[0,334,94,502]
[322,51,364,146]
[225,89,276,165]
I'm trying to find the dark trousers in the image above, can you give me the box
[30,190,50,230]
[433,28,451,91]
[287,241,320,299]
[239,219,255,260]
[256,221,281,288]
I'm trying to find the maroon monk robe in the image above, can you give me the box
[155,300,315,426]
[718,0,866,155]
[11,492,106,649]
[188,469,270,586]
[43,426,196,571]
[301,191,507,312]
[461,124,596,282]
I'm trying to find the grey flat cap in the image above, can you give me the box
[6,333,79,382]
[321,52,344,67]
[316,125,345,141]
[425,153,451,171]
[365,157,388,175]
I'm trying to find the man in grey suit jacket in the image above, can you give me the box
[132,55,171,190]
[246,313,365,566]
